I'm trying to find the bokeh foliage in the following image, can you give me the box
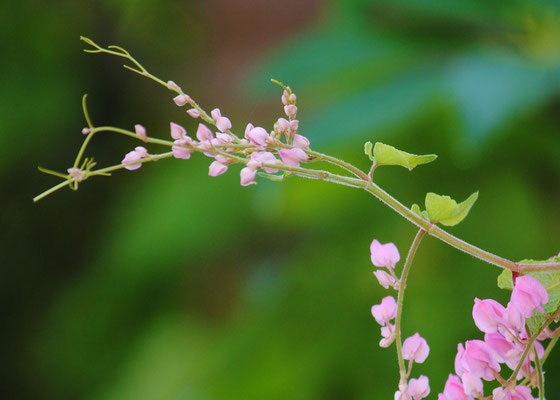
[4,0,560,399]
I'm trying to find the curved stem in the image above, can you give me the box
[395,228,426,383]
[534,347,544,400]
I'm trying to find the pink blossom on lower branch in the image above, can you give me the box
[134,124,147,142]
[373,270,398,290]
[402,333,430,363]
[492,386,535,400]
[408,375,430,400]
[438,374,472,400]
[208,161,228,177]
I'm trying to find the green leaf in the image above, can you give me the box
[411,203,429,221]
[425,191,478,226]
[373,143,437,171]
[364,141,374,162]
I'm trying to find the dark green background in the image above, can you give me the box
[3,0,560,398]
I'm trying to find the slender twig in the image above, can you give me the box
[395,228,426,384]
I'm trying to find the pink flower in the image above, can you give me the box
[196,123,213,142]
[373,270,398,289]
[460,372,482,397]
[281,90,289,105]
[484,332,515,365]
[121,146,149,170]
[370,240,400,268]
[240,167,257,186]
[211,108,222,120]
[379,324,395,347]
[402,333,430,363]
[276,118,289,134]
[408,376,430,400]
[394,390,411,400]
[245,126,270,147]
[210,108,232,132]
[173,94,191,106]
[186,108,201,118]
[462,340,501,381]
[293,134,310,149]
[81,127,91,135]
[279,148,308,167]
[511,276,548,318]
[208,161,228,177]
[492,386,534,400]
[371,296,397,326]
[250,151,281,173]
[289,119,299,132]
[472,298,507,333]
[505,301,525,335]
[170,122,187,140]
[167,80,181,91]
[440,374,471,400]
[172,143,193,160]
[135,124,147,142]
[284,104,297,119]
[216,116,232,132]
[67,167,85,182]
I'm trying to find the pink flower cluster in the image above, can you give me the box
[438,275,549,399]
[121,84,312,187]
[370,239,431,400]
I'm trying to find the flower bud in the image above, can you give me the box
[511,275,548,318]
[293,134,310,149]
[187,108,201,118]
[173,94,191,106]
[402,333,430,363]
[135,124,148,142]
[370,240,400,268]
[208,161,228,177]
[408,376,430,400]
[371,296,397,326]
[279,148,308,167]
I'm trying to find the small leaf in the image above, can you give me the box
[497,270,513,290]
[373,143,437,171]
[411,203,430,221]
[425,191,478,226]
[364,141,374,162]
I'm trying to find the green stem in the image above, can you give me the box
[395,228,426,383]
[534,347,544,400]
[33,180,71,202]
[508,318,554,384]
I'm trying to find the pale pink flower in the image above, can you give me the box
[288,93,296,103]
[276,118,289,134]
[394,390,411,400]
[505,301,525,335]
[462,340,501,381]
[454,343,468,378]
[196,123,214,142]
[82,127,91,135]
[373,270,397,289]
[371,296,397,326]
[216,116,232,132]
[67,167,85,182]
[279,148,308,167]
[284,104,297,119]
[208,161,228,177]
[121,146,149,170]
[402,333,430,363]
[511,276,548,318]
[472,298,507,333]
[379,323,395,347]
[186,108,201,118]
[484,332,514,365]
[250,151,281,173]
[492,386,534,400]
[460,372,482,397]
[293,134,310,149]
[440,374,471,400]
[408,376,430,400]
[370,240,400,268]
[172,137,194,160]
[167,80,181,91]
[240,166,257,186]
[173,94,191,106]
[281,90,289,105]
[289,119,299,132]
[170,122,187,140]
[211,108,222,120]
[215,133,233,144]
[245,126,270,147]
[135,124,148,142]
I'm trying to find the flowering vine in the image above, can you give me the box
[35,37,560,399]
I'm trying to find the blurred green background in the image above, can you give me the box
[4,0,560,398]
